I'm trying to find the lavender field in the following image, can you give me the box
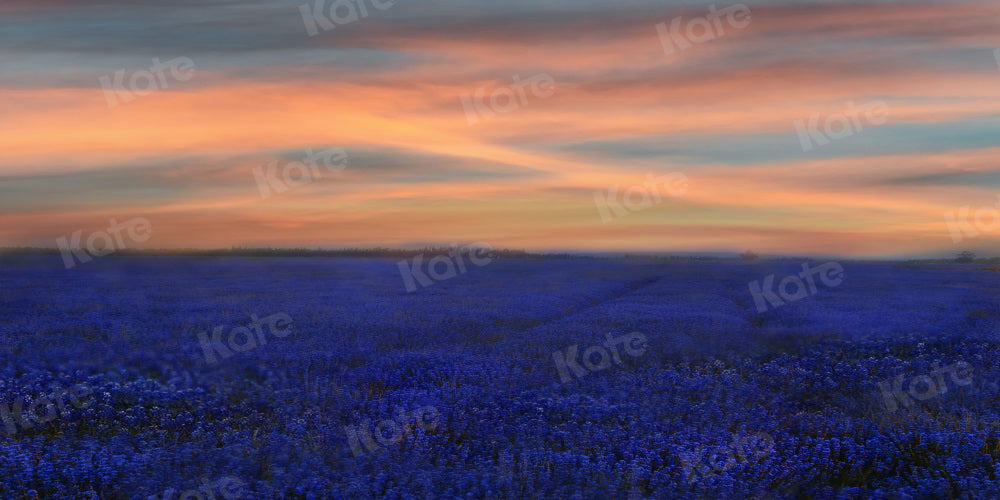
[0,254,998,498]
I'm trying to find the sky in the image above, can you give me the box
[1,0,999,258]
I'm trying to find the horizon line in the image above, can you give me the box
[0,246,994,263]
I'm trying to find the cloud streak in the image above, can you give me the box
[1,0,998,257]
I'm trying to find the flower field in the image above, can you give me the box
[1,255,998,498]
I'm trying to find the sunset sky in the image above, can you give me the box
[1,0,999,257]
